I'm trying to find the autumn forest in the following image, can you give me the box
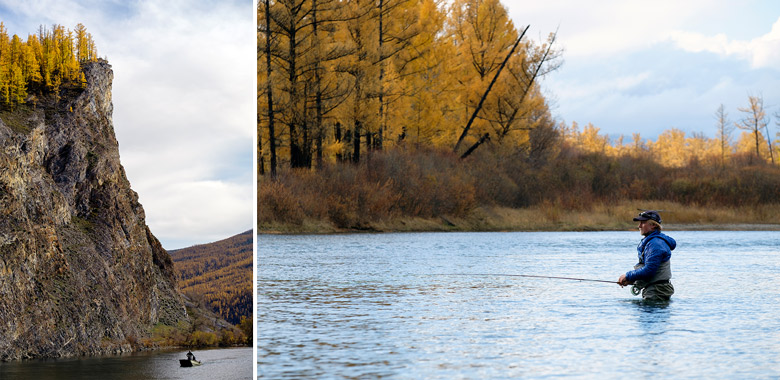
[0,23,98,108]
[258,0,780,230]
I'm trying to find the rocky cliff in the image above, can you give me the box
[0,61,188,360]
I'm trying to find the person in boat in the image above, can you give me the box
[186,350,196,361]
[618,210,675,301]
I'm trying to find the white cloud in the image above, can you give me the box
[509,0,720,58]
[0,0,255,249]
[503,0,780,140]
[670,16,780,69]
[139,180,253,248]
[108,1,254,249]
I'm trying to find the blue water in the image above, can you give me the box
[258,231,780,379]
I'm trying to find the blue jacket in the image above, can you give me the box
[625,230,675,282]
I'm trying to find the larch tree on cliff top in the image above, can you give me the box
[0,23,97,108]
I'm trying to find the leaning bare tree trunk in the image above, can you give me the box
[460,133,490,159]
[453,25,529,154]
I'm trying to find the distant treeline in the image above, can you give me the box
[169,231,252,327]
[0,23,98,107]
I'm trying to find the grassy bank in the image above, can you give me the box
[259,148,780,234]
[259,201,780,234]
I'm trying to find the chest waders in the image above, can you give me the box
[630,250,672,298]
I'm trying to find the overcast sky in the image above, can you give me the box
[0,0,254,249]
[506,0,780,140]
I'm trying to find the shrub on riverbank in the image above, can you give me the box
[259,149,476,229]
[258,148,780,232]
[147,320,247,349]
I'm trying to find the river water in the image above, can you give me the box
[258,231,780,379]
[0,346,252,379]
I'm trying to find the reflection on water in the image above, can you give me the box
[259,231,780,379]
[0,347,252,380]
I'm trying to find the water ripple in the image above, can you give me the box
[259,231,780,379]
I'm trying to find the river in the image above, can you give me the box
[258,231,780,379]
[0,346,252,379]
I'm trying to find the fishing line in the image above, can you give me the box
[432,273,617,284]
[431,273,643,296]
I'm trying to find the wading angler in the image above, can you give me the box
[618,210,675,301]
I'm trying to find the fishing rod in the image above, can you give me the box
[434,273,643,295]
[434,273,618,284]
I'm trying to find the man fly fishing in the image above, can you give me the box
[618,210,675,301]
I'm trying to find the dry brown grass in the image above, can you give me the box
[258,148,780,233]
[259,201,780,233]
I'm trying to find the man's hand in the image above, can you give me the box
[618,274,631,287]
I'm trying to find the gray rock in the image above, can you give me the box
[0,60,188,361]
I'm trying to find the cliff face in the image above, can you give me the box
[0,61,188,360]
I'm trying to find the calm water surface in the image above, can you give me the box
[0,347,252,379]
[258,231,780,379]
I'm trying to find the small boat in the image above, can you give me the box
[179,359,202,367]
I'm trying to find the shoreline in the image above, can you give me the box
[258,223,780,235]
[258,205,780,234]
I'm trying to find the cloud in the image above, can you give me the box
[670,16,780,70]
[0,0,255,249]
[513,0,721,58]
[109,1,255,249]
[504,1,780,141]
[138,179,253,249]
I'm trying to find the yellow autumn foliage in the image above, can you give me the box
[0,23,98,108]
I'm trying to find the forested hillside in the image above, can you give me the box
[257,0,780,230]
[169,231,252,326]
[0,23,98,107]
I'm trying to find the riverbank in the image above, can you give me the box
[258,201,780,234]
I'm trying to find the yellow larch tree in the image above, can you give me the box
[445,0,559,158]
[0,23,98,108]
[261,0,317,168]
[336,0,382,163]
[650,128,687,167]
[579,123,610,154]
[685,132,720,166]
[612,134,636,157]
[483,30,560,154]
[630,133,648,157]
[446,0,519,151]
[374,0,426,150]
[560,121,581,151]
[383,0,455,150]
[735,130,769,160]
